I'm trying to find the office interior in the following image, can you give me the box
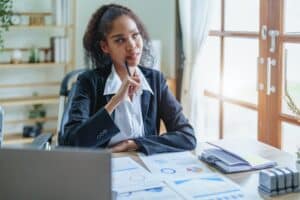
[0,0,300,199]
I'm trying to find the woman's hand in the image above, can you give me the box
[105,72,140,114]
[116,71,140,101]
[110,139,139,153]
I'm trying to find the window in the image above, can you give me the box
[201,0,300,154]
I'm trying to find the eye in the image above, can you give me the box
[132,32,140,39]
[115,38,125,44]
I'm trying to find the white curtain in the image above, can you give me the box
[179,0,212,139]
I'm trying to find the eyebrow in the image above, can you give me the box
[110,30,139,39]
[110,34,123,39]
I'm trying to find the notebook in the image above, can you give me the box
[200,142,277,173]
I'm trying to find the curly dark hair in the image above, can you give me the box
[83,4,154,69]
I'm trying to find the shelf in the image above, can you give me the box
[14,12,52,16]
[2,47,50,52]
[9,25,74,30]
[5,116,58,125]
[0,63,66,69]
[0,95,59,106]
[0,81,60,89]
[1,1,76,141]
[3,130,57,145]
[3,134,34,145]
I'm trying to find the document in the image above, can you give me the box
[200,142,277,173]
[166,173,245,199]
[116,182,183,200]
[139,151,209,179]
[113,156,246,199]
[112,157,182,199]
[112,157,158,190]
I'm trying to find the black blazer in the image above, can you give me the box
[63,66,196,155]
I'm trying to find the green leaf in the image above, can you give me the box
[0,0,12,50]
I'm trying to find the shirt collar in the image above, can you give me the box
[103,65,153,96]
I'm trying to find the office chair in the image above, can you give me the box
[56,68,87,145]
[0,106,4,147]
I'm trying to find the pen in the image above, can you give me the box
[125,61,131,76]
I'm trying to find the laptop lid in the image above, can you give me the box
[0,147,111,200]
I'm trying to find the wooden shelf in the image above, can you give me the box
[3,130,57,145]
[0,81,60,89]
[2,47,50,52]
[3,135,34,145]
[9,25,74,30]
[0,95,59,106]
[5,116,58,125]
[0,1,76,138]
[14,12,52,16]
[0,62,66,69]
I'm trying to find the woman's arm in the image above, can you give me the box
[63,71,141,147]
[63,74,120,147]
[133,73,197,155]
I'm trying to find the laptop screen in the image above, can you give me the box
[0,147,111,200]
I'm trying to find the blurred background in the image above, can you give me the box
[0,0,299,155]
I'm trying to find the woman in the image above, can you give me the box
[62,4,196,155]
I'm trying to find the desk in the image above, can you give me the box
[115,139,300,200]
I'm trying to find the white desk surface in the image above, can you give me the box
[114,138,300,200]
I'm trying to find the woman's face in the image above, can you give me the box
[101,15,143,68]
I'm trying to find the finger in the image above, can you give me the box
[128,79,140,88]
[111,142,126,153]
[132,75,140,82]
[128,85,134,96]
[111,146,122,153]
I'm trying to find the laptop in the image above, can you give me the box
[0,147,112,200]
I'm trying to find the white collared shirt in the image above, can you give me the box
[103,65,153,146]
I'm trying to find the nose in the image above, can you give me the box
[126,38,135,50]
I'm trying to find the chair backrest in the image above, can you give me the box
[57,69,87,145]
[0,106,4,146]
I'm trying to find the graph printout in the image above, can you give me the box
[112,157,159,190]
[167,173,245,200]
[139,151,209,179]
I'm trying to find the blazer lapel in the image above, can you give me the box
[140,67,153,125]
[141,91,151,122]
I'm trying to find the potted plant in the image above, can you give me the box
[284,88,300,170]
[0,0,13,49]
[23,93,47,137]
[285,92,300,117]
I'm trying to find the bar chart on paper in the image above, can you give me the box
[167,173,245,200]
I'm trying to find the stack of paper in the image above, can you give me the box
[112,152,247,199]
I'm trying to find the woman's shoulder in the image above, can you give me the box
[78,67,110,80]
[138,65,163,79]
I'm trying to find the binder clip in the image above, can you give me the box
[258,167,300,197]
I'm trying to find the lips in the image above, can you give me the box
[126,52,140,60]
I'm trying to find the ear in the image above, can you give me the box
[100,40,109,54]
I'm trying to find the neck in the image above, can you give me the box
[114,63,137,80]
